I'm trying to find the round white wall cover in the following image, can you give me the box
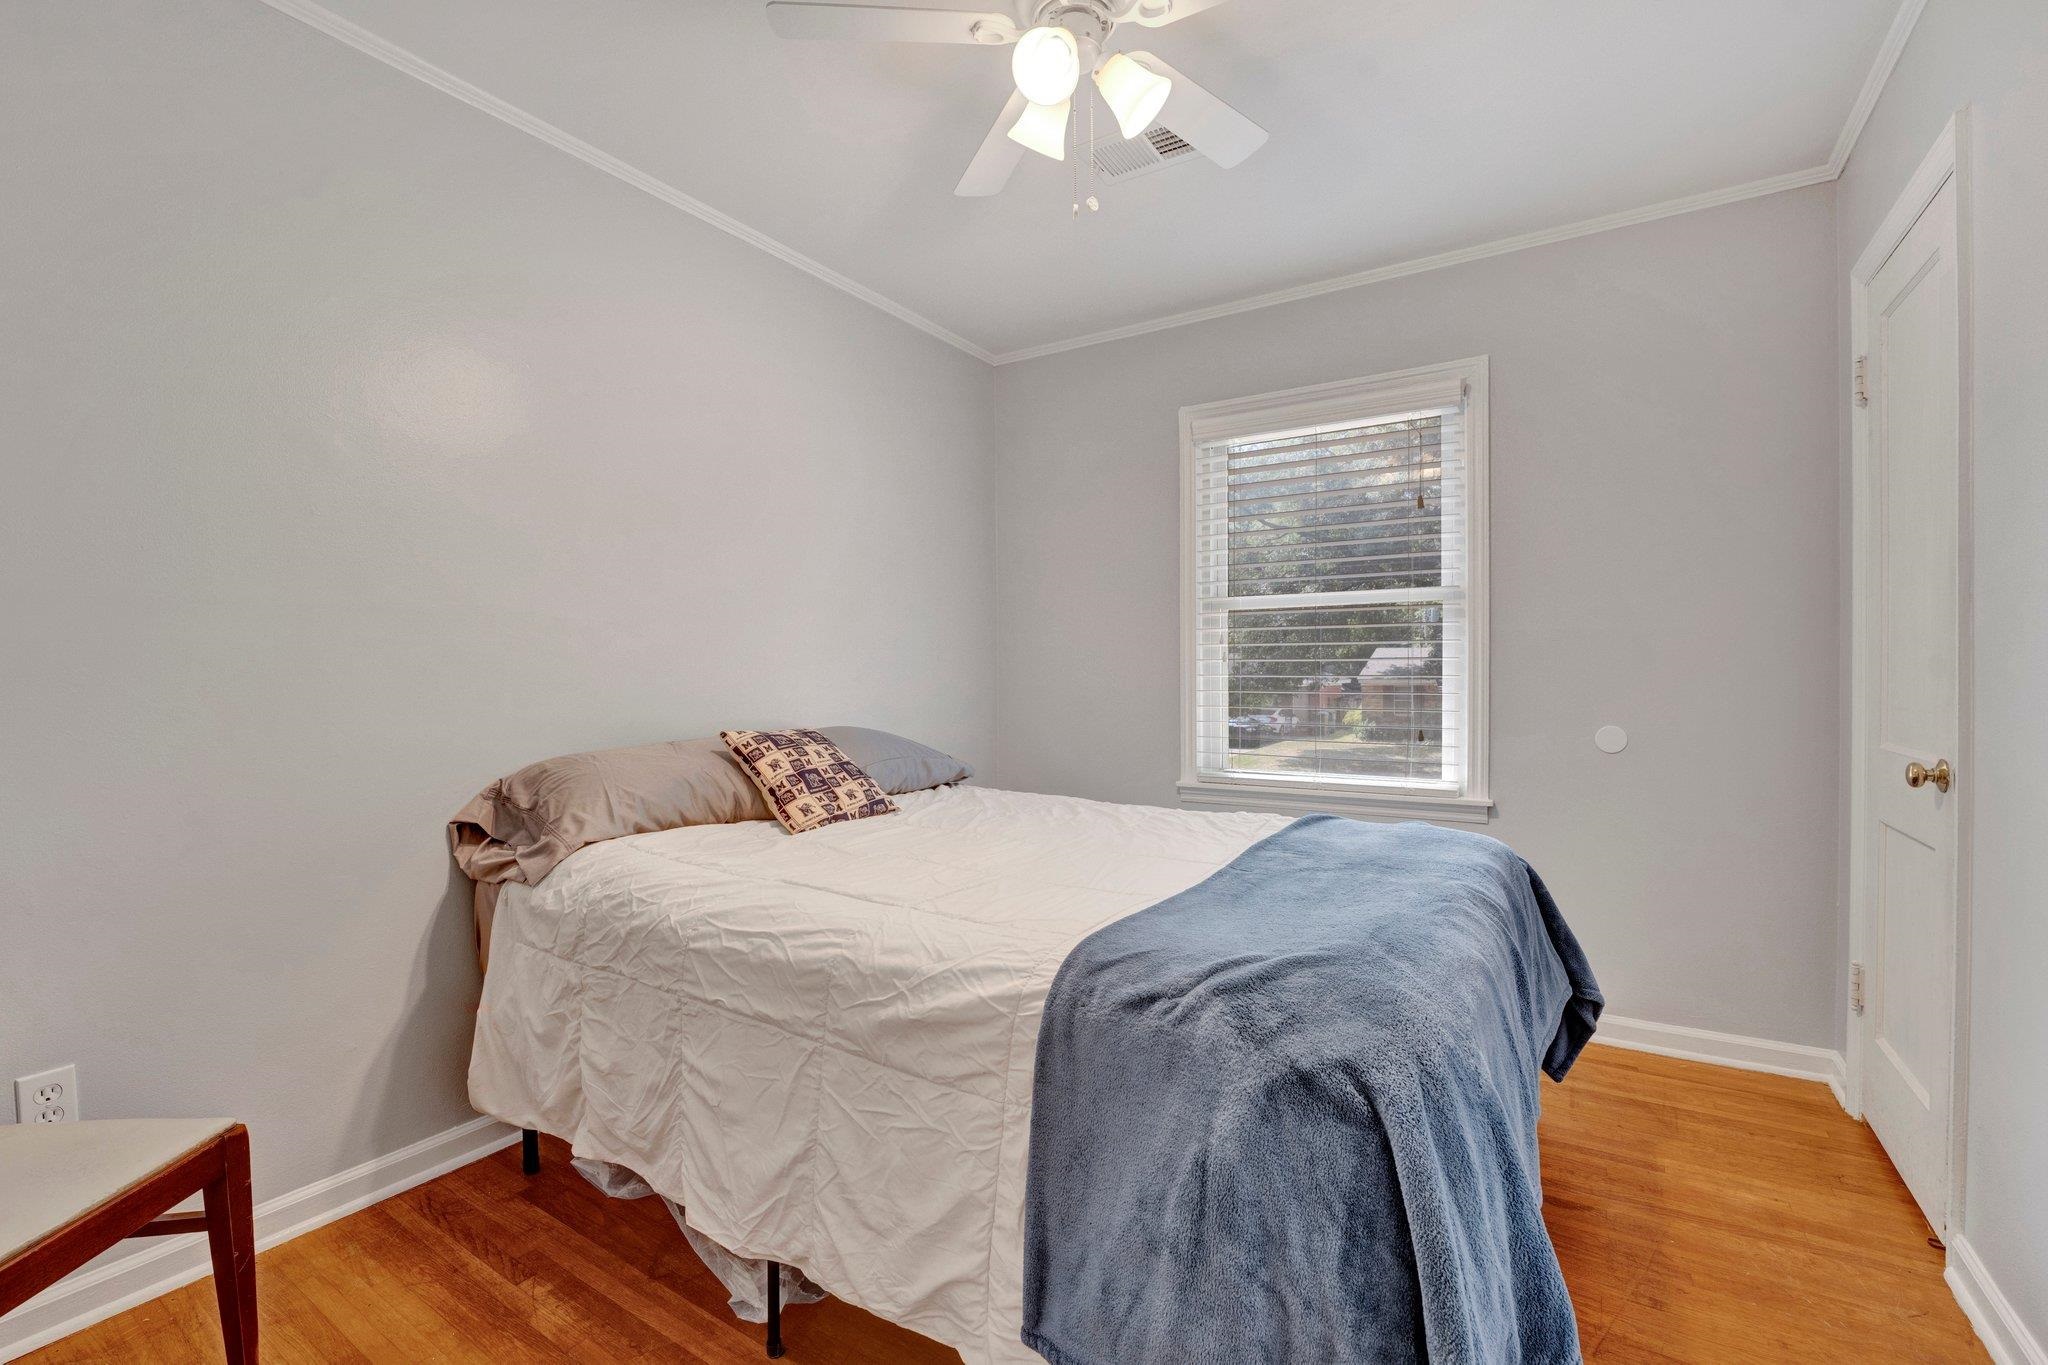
[1594,725,1629,754]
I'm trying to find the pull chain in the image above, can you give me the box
[1086,85,1099,213]
[1071,96,1081,218]
[1072,82,1100,219]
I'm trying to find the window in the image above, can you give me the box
[1179,358,1490,821]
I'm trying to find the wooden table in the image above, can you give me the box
[0,1119,256,1362]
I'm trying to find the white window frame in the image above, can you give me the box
[1176,357,1492,823]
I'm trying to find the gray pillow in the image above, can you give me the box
[821,726,974,795]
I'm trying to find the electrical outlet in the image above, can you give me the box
[15,1065,79,1124]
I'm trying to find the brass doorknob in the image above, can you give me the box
[1905,758,1952,793]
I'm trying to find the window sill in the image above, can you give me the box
[1176,779,1494,825]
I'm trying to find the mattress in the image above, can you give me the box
[469,784,1289,1365]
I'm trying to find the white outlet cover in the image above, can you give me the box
[1594,725,1629,754]
[15,1064,79,1124]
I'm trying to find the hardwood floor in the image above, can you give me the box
[26,1047,1986,1363]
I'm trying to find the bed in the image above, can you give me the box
[470,784,1287,1365]
[464,751,1599,1365]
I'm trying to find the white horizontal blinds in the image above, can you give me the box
[1193,394,1468,791]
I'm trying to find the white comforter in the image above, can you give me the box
[469,785,1288,1364]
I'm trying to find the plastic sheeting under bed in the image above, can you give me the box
[571,1157,825,1323]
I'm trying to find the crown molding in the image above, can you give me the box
[259,0,1924,373]
[993,0,1926,366]
[989,163,1836,364]
[1827,0,1929,177]
[256,0,998,365]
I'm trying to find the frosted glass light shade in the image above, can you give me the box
[1093,52,1172,139]
[1011,26,1080,105]
[1006,99,1071,161]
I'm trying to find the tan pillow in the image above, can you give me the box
[448,737,771,889]
[720,728,898,834]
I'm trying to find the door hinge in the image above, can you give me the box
[1854,354,1871,408]
[1850,961,1866,1015]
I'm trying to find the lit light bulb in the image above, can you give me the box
[1006,98,1070,161]
[1093,52,1173,140]
[1011,25,1080,106]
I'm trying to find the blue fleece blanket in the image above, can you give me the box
[1021,816,1602,1365]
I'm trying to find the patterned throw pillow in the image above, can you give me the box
[719,728,899,835]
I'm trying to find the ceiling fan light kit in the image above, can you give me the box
[1011,24,1081,104]
[764,0,1265,199]
[1093,51,1172,139]
[1006,96,1072,160]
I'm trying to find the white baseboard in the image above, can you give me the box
[1592,1014,1850,1110]
[1948,1235,2048,1365]
[0,1115,516,1362]
[0,1024,1938,1359]
[1592,1023,2048,1365]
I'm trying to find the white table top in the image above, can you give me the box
[0,1118,236,1263]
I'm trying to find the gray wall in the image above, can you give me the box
[8,0,2040,1348]
[0,0,997,1198]
[1835,0,2048,1339]
[992,186,1843,1049]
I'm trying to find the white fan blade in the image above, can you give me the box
[956,90,1030,196]
[1118,0,1232,28]
[1127,52,1266,167]
[766,2,1018,44]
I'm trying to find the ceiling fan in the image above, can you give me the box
[765,1,1267,197]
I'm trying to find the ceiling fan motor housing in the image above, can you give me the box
[1037,1,1113,56]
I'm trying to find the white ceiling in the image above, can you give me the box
[298,0,1905,359]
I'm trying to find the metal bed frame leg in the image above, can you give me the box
[521,1123,783,1354]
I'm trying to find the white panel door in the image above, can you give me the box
[1859,173,1961,1234]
